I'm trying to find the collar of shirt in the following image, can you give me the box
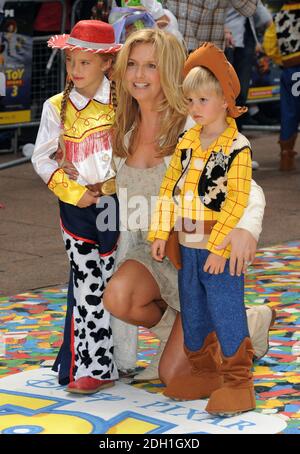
[178,116,238,156]
[68,76,111,110]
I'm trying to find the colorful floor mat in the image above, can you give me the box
[0,241,299,434]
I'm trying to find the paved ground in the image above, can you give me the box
[0,130,299,295]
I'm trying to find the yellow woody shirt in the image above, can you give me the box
[148,117,252,258]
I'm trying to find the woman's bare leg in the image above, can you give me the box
[159,312,191,385]
[103,260,164,328]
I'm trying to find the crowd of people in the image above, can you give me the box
[30,0,299,417]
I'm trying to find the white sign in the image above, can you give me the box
[0,369,286,434]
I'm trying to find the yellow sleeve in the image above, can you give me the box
[207,148,252,258]
[263,22,283,66]
[48,169,87,206]
[148,147,182,242]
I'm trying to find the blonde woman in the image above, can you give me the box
[102,29,274,384]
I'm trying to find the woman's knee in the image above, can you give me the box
[103,277,132,319]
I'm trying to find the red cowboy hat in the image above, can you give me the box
[48,20,122,54]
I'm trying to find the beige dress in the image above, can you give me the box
[115,161,180,311]
[111,158,180,372]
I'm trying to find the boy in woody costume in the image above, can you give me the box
[149,43,256,415]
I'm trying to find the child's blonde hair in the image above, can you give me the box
[183,66,223,99]
[113,28,187,157]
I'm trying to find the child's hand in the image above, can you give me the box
[204,252,227,274]
[151,239,167,262]
[255,43,263,55]
[51,148,79,180]
[62,160,79,180]
[156,15,170,29]
[77,189,99,208]
[224,27,235,48]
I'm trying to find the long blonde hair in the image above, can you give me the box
[113,29,187,157]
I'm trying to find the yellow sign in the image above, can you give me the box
[0,110,31,124]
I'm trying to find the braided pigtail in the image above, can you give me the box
[101,52,116,111]
[110,78,118,113]
[59,78,74,164]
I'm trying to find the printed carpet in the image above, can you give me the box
[0,241,299,434]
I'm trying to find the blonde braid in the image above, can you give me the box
[60,78,74,129]
[110,79,118,113]
[104,53,117,112]
[59,78,74,164]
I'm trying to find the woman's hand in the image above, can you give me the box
[77,189,99,208]
[152,239,167,262]
[215,228,257,276]
[203,253,226,275]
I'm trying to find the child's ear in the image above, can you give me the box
[222,97,228,110]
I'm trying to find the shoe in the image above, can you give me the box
[279,135,297,171]
[206,337,256,416]
[252,160,259,170]
[163,331,223,400]
[247,306,276,360]
[66,376,114,394]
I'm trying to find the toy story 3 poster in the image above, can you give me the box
[0,1,33,124]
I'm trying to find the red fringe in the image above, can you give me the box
[66,129,112,163]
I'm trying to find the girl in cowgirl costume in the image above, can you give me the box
[32,20,121,394]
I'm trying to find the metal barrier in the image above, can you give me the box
[0,0,67,169]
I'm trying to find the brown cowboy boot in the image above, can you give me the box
[206,337,256,416]
[279,134,297,171]
[163,331,223,400]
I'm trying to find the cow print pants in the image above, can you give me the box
[62,227,118,382]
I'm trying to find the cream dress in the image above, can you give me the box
[111,158,180,371]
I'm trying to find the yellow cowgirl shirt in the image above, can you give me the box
[32,77,115,206]
[148,117,252,258]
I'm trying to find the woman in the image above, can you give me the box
[102,28,273,385]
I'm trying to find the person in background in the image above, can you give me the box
[225,0,273,130]
[33,0,73,35]
[263,0,300,171]
[152,0,259,52]
[225,0,273,170]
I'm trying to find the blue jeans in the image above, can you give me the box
[280,65,300,141]
[178,246,249,357]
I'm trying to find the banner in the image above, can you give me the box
[248,54,280,103]
[0,1,33,124]
[0,369,287,434]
